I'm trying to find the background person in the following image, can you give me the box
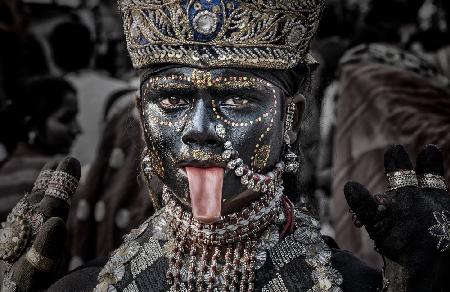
[0,75,81,221]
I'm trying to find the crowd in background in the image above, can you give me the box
[0,0,449,271]
[311,0,450,268]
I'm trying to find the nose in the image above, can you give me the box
[182,100,221,148]
[72,120,82,136]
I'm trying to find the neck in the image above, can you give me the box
[162,185,288,291]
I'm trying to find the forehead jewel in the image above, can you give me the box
[118,0,325,70]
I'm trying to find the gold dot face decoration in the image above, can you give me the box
[139,67,285,202]
[210,76,277,129]
[142,68,278,171]
[141,69,277,130]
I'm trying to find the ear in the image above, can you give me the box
[285,93,305,145]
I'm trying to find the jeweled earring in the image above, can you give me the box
[141,148,163,209]
[28,130,37,145]
[283,101,299,173]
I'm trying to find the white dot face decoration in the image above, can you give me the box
[139,67,287,205]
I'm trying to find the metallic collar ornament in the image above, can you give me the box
[118,0,325,69]
[94,204,343,292]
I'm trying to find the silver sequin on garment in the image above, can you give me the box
[95,207,343,292]
[267,211,343,292]
[131,239,163,278]
[262,273,288,292]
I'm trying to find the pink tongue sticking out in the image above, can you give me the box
[186,167,224,224]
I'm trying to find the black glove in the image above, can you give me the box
[0,157,80,292]
[344,145,450,292]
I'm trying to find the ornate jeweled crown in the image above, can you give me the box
[119,0,325,70]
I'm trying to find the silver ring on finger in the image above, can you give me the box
[32,169,54,193]
[418,174,448,191]
[44,171,79,205]
[386,170,418,191]
[26,247,55,272]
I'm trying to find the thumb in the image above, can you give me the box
[13,217,66,291]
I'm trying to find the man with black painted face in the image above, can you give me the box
[2,0,450,291]
[138,68,297,219]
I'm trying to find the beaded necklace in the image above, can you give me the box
[94,197,344,292]
[163,185,284,292]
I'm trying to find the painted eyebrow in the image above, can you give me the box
[142,82,269,100]
[143,76,272,91]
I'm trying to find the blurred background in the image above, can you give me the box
[0,0,449,271]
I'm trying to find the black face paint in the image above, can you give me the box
[139,67,286,208]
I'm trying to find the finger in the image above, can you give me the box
[29,161,59,204]
[416,145,448,191]
[384,145,418,191]
[416,145,445,175]
[28,217,66,271]
[39,157,81,221]
[344,181,379,225]
[384,144,414,173]
[13,217,67,290]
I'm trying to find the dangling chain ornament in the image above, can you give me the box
[95,120,343,291]
[163,186,283,292]
[165,123,286,291]
[217,106,302,196]
[222,139,284,195]
[216,122,284,195]
[283,101,300,173]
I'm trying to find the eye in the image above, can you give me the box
[159,96,188,108]
[222,96,249,107]
[59,114,74,124]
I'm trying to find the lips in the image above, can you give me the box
[185,166,224,224]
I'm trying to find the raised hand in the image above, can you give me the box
[344,145,450,292]
[0,157,80,291]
